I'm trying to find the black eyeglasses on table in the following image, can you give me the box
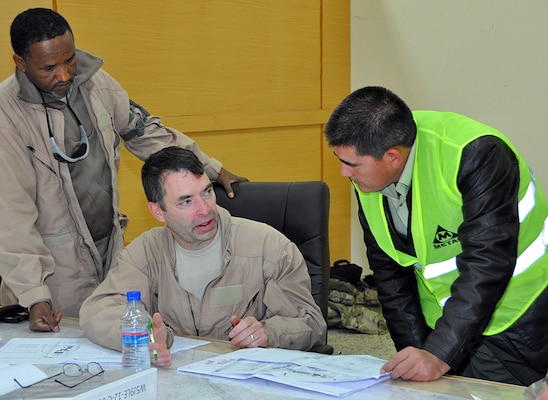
[14,362,104,389]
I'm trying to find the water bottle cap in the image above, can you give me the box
[126,291,141,301]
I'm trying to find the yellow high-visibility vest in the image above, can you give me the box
[356,111,548,335]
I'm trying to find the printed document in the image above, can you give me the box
[178,347,390,397]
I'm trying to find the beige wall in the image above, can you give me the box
[0,1,351,262]
[350,0,548,270]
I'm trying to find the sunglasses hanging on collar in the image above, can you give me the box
[40,91,90,163]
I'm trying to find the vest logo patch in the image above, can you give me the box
[433,225,460,249]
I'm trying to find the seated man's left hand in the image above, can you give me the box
[228,315,268,348]
[380,346,450,382]
[149,312,172,367]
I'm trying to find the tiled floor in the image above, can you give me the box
[327,328,396,360]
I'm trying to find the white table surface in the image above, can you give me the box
[0,317,526,400]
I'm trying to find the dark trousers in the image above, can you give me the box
[460,287,548,386]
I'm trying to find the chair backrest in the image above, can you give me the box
[213,181,331,319]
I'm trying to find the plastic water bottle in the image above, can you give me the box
[121,291,151,370]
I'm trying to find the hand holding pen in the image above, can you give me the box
[29,301,62,332]
[227,315,269,349]
[148,312,173,367]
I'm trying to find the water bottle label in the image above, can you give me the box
[122,331,149,346]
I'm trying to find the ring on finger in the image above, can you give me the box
[250,334,255,342]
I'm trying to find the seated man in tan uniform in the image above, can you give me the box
[80,146,327,367]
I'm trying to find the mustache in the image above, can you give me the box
[193,212,218,227]
[55,80,73,89]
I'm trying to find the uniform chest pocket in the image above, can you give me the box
[95,108,120,158]
[209,285,244,307]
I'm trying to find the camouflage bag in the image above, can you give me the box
[327,276,387,335]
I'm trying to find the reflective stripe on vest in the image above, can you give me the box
[519,173,536,223]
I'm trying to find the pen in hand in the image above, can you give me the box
[225,294,258,338]
[148,319,158,361]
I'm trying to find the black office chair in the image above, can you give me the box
[213,181,333,354]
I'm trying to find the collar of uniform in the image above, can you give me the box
[380,141,416,203]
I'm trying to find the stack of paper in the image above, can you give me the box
[178,347,390,397]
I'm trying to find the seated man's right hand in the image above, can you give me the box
[29,301,62,332]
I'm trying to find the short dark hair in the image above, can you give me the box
[11,8,73,60]
[142,146,205,210]
[324,86,416,159]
